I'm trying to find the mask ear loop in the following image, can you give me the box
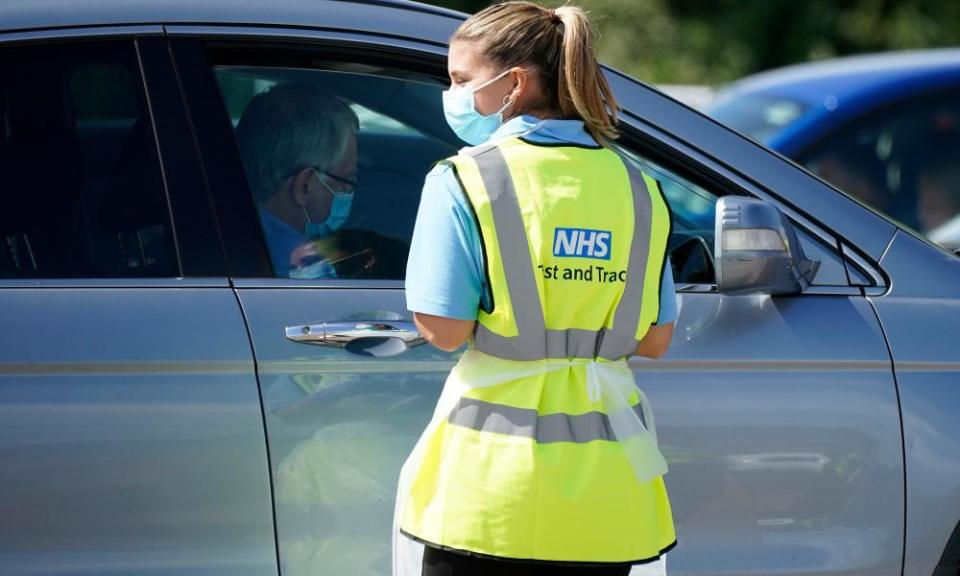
[496,66,527,118]
[496,93,515,117]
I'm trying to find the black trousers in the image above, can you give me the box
[422,546,633,576]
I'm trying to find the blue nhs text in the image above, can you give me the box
[552,228,612,260]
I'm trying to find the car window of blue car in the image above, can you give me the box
[0,40,178,279]
[800,88,960,253]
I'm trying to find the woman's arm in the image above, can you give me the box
[405,164,486,352]
[414,312,475,352]
[634,322,674,358]
[634,256,678,358]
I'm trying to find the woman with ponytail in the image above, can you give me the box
[396,3,679,575]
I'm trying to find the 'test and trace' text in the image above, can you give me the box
[538,264,627,283]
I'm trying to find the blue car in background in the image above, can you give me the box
[708,49,960,250]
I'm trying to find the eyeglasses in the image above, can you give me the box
[323,170,358,191]
[314,168,357,197]
[286,166,358,196]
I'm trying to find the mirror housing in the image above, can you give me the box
[714,196,819,294]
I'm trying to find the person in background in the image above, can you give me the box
[236,83,359,278]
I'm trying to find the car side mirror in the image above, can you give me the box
[714,196,819,294]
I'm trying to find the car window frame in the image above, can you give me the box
[0,30,228,288]
[168,27,880,295]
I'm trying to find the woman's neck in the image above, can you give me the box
[506,106,562,122]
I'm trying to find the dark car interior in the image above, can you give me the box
[0,40,177,279]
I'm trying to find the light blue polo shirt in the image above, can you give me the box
[405,114,678,325]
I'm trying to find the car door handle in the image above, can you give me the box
[285,320,426,348]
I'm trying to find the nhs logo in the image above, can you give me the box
[553,227,612,260]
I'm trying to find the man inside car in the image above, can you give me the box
[236,82,359,278]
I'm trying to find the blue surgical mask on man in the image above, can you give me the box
[442,68,517,146]
[303,169,354,238]
[289,257,338,279]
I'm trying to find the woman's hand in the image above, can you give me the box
[634,322,674,358]
[414,312,476,352]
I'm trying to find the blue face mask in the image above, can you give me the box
[289,257,338,279]
[304,171,354,238]
[443,68,516,146]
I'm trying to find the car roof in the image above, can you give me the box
[717,49,960,106]
[0,0,465,43]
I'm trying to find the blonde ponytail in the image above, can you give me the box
[554,6,619,142]
[452,2,620,144]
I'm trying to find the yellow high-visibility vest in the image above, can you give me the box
[399,135,677,564]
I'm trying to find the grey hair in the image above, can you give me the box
[236,83,359,202]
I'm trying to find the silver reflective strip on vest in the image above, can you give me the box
[470,145,549,359]
[596,166,655,360]
[465,145,655,360]
[447,396,648,443]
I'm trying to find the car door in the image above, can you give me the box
[172,25,901,576]
[612,144,902,576]
[0,34,276,575]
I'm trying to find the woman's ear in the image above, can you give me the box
[508,66,543,115]
[508,66,528,103]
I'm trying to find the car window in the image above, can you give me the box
[615,145,849,286]
[211,61,848,286]
[213,65,458,281]
[0,41,177,279]
[800,88,960,252]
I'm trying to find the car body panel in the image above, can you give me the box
[234,288,449,575]
[869,230,960,576]
[0,288,276,575]
[634,291,902,576]
[228,285,905,576]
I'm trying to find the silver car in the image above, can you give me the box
[0,1,957,576]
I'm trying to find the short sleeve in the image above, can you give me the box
[405,163,486,321]
[656,255,678,325]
